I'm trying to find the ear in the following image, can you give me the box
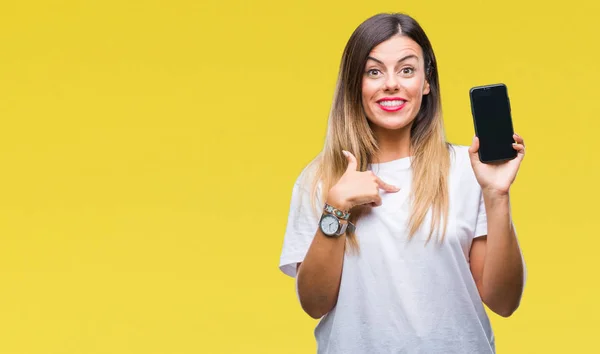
[423,80,430,95]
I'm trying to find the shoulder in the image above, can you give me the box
[293,155,321,189]
[448,144,471,165]
[447,143,479,185]
[284,155,324,234]
[289,154,324,205]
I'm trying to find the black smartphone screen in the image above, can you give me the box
[469,84,517,163]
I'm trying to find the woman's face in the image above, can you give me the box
[361,35,430,133]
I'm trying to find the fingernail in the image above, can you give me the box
[342,150,349,157]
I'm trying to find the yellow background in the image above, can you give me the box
[0,0,598,353]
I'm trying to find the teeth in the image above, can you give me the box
[379,100,405,107]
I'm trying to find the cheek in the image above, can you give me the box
[405,79,427,103]
[361,85,371,111]
[361,80,379,100]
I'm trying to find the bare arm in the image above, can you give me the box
[295,150,399,319]
[296,227,346,319]
[470,192,525,317]
[468,134,527,317]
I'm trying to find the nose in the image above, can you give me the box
[384,75,400,92]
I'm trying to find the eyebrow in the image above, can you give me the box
[367,54,418,65]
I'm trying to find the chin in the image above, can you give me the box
[370,117,414,131]
[366,107,416,131]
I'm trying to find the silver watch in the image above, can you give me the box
[319,213,348,237]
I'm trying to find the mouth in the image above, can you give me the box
[376,98,406,112]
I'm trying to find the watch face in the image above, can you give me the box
[320,214,339,236]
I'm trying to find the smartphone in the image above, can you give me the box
[469,83,517,163]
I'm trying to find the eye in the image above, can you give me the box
[366,69,382,77]
[400,67,415,76]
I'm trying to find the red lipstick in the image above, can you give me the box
[376,97,407,112]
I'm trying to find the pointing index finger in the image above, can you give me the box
[375,176,400,192]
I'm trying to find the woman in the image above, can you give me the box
[279,13,526,353]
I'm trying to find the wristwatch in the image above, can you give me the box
[318,203,355,237]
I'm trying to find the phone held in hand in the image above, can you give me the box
[469,83,517,164]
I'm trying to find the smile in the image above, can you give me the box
[377,100,406,112]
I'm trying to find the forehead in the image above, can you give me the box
[368,35,424,61]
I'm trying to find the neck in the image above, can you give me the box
[372,125,413,163]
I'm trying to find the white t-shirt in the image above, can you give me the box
[279,145,496,354]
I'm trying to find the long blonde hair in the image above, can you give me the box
[307,13,451,251]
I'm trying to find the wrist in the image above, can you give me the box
[318,201,355,238]
[482,188,510,205]
[326,188,351,211]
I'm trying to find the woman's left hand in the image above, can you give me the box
[468,134,525,195]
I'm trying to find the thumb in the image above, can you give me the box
[342,150,358,172]
[468,136,481,163]
[468,136,479,153]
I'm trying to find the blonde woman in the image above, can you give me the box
[279,13,526,353]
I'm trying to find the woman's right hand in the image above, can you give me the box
[327,150,400,211]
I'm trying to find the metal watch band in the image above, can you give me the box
[334,220,356,236]
[346,222,355,234]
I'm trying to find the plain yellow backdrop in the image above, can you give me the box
[0,0,598,353]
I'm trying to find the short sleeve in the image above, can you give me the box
[474,189,488,238]
[278,168,322,277]
[453,144,488,239]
